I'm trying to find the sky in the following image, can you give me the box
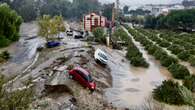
[99,0,183,7]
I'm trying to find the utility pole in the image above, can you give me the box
[112,3,115,23]
[107,3,115,47]
[116,0,120,20]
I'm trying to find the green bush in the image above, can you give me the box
[189,55,195,66]
[147,45,158,54]
[0,4,22,48]
[159,40,170,48]
[153,80,185,105]
[160,55,178,67]
[184,75,195,92]
[168,63,190,79]
[113,28,129,44]
[92,27,106,44]
[168,44,184,55]
[153,49,167,60]
[189,49,195,55]
[126,43,142,58]
[130,56,149,68]
[0,51,10,60]
[0,36,11,48]
[177,51,191,61]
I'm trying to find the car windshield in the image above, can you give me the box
[98,52,108,60]
[87,74,93,82]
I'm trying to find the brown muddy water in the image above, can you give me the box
[103,27,172,108]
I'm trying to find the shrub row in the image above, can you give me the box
[115,28,149,68]
[158,32,195,66]
[113,26,149,68]
[113,27,129,45]
[168,64,190,79]
[126,42,149,68]
[138,29,195,67]
[137,28,171,48]
[159,31,195,50]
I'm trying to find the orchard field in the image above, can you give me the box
[124,24,195,107]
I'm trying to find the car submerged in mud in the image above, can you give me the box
[68,67,96,91]
[94,49,108,65]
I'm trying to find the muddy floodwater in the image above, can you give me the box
[104,27,172,108]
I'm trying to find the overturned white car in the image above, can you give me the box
[94,49,108,65]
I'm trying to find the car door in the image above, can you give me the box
[77,71,89,87]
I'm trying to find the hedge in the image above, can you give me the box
[160,55,178,67]
[0,36,11,47]
[189,55,195,66]
[153,80,185,105]
[130,56,149,68]
[168,63,190,79]
[168,44,185,55]
[126,40,149,68]
[177,51,191,61]
[124,27,150,68]
[184,75,195,92]
[153,49,167,60]
[159,40,170,48]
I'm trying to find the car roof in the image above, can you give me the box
[74,67,90,75]
[96,49,107,56]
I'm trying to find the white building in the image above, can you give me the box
[182,0,195,9]
[140,4,184,16]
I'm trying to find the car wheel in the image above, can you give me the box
[90,89,95,93]
[69,74,74,79]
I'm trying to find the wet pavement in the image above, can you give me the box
[0,23,44,77]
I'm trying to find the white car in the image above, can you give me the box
[94,49,108,65]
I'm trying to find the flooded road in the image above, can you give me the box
[103,27,171,108]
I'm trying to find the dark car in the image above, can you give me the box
[74,34,83,39]
[68,67,96,91]
[66,30,73,36]
[47,41,61,48]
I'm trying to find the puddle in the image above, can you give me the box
[104,27,171,108]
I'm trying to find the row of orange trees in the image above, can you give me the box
[138,28,195,67]
[126,26,195,106]
[113,27,149,68]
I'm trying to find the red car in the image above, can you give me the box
[68,67,96,91]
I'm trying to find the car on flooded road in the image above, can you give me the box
[68,67,96,91]
[46,41,61,48]
[94,49,108,65]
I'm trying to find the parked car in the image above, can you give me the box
[68,67,96,91]
[74,33,84,39]
[47,41,61,48]
[74,31,86,39]
[94,49,108,65]
[66,30,73,36]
